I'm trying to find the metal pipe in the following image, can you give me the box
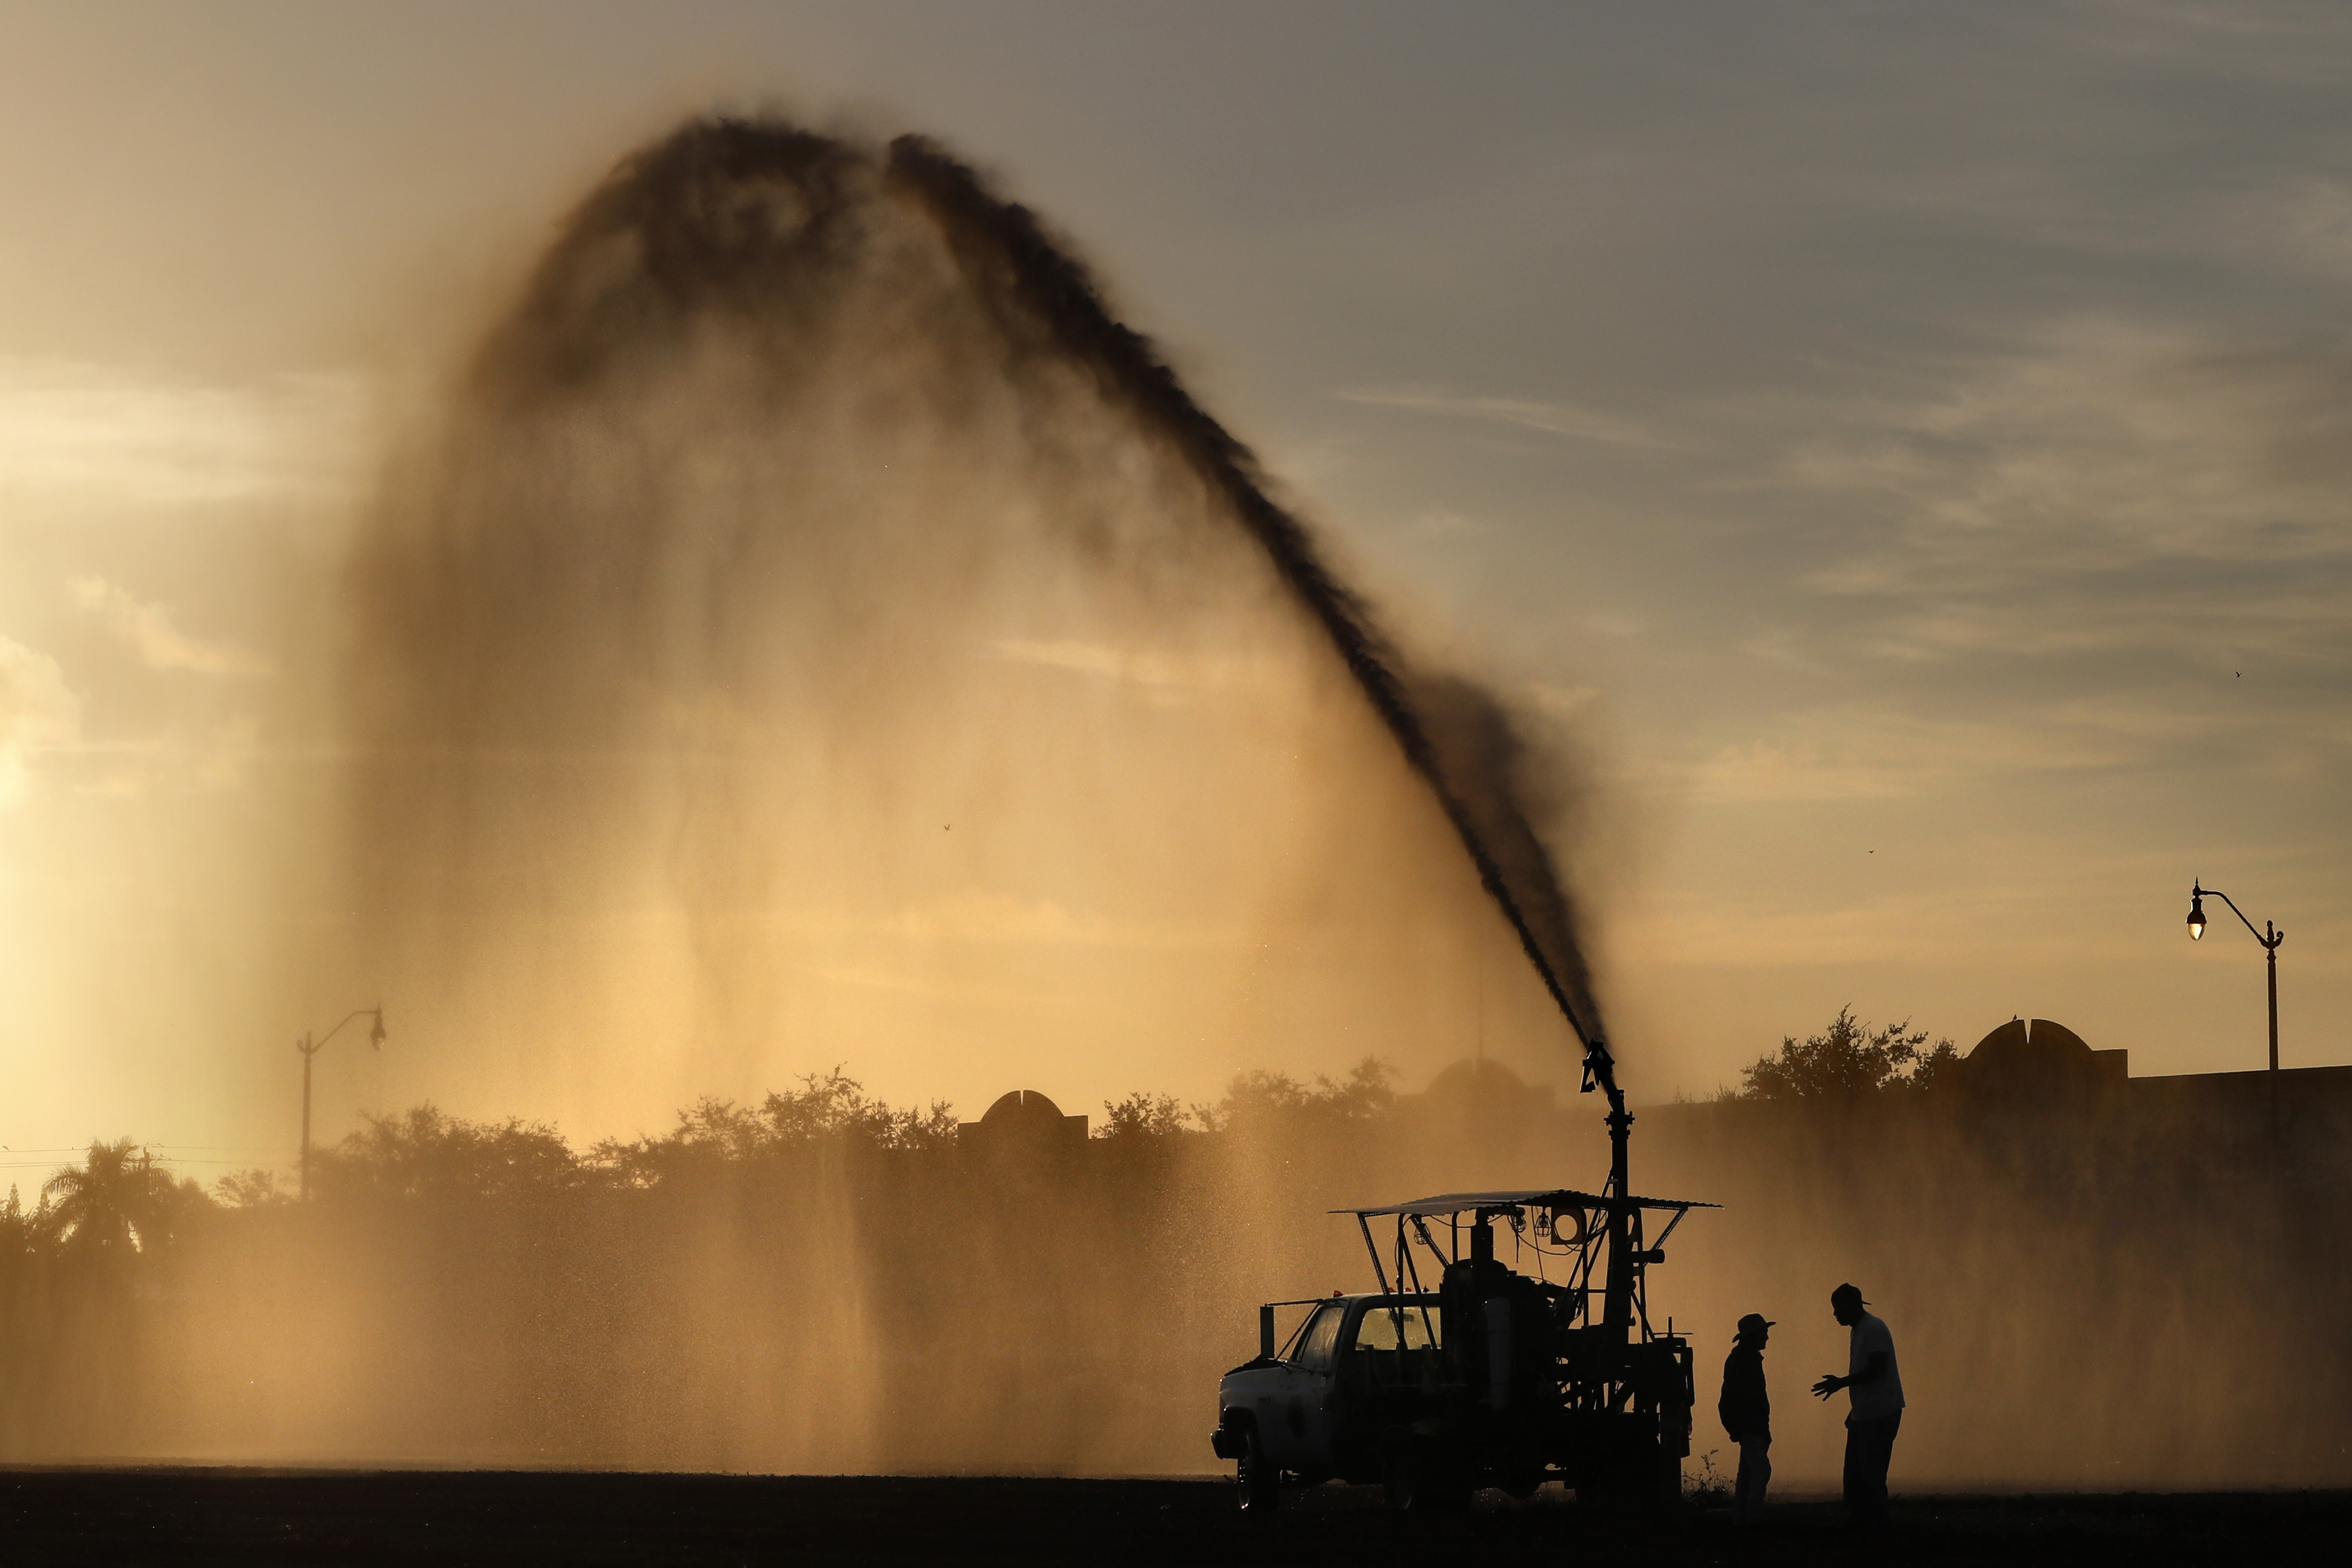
[1357,1213,1393,1296]
[1602,1100,1634,1335]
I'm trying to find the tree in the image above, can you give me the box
[1739,1007,1956,1101]
[215,1169,292,1208]
[755,1069,958,1152]
[38,1139,207,1253]
[1907,1037,1963,1092]
[317,1105,582,1201]
[594,1069,960,1186]
[0,1183,36,1256]
[1195,1058,1396,1132]
[1094,1092,1193,1140]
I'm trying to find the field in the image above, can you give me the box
[0,1470,2344,1565]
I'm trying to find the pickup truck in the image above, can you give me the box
[1210,1189,1705,1512]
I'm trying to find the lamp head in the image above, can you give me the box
[2186,893,2206,942]
[369,1007,387,1049]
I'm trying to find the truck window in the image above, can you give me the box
[1352,1303,1440,1352]
[1294,1304,1345,1372]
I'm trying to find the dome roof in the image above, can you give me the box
[1966,1018,2095,1069]
[1951,1018,2121,1105]
[979,1088,1068,1129]
[1424,1058,1531,1099]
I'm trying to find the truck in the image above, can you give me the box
[1209,1032,1714,1510]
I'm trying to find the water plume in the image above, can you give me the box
[346,114,1602,1131]
[884,134,1603,1043]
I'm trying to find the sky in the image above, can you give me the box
[1,1,2347,1179]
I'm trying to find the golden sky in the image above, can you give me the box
[2,2,2346,1180]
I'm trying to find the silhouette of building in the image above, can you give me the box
[1943,1017,2352,1160]
[959,1089,1088,1157]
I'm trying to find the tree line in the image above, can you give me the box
[0,1011,2016,1260]
[1,1060,1404,1260]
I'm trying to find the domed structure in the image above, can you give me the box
[1420,1058,1555,1116]
[959,1088,1088,1154]
[1944,1018,2127,1109]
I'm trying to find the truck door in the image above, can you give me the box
[1260,1301,1346,1469]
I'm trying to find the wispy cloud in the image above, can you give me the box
[777,889,1241,952]
[0,358,365,508]
[1794,321,2352,565]
[1336,385,1671,448]
[1688,714,2128,804]
[0,639,81,809]
[1767,319,2352,669]
[71,577,270,676]
[1680,683,2346,805]
[983,637,1272,701]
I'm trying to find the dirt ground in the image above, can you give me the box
[0,1470,2343,1565]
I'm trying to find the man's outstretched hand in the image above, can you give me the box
[1811,1375,1845,1401]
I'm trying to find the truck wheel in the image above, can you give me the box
[1383,1438,1470,1512]
[1235,1423,1280,1514]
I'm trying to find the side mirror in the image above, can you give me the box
[1259,1304,1276,1361]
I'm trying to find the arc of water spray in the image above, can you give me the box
[884,135,1617,1092]
[450,117,1614,1096]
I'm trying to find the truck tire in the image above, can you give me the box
[1235,1422,1280,1514]
[1382,1436,1469,1512]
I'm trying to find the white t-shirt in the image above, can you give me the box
[1846,1311,1905,1424]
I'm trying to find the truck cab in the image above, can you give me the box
[1213,1292,1442,1499]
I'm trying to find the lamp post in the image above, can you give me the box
[2184,881,2282,1135]
[297,1007,385,1201]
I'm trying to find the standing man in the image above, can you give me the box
[1810,1283,1903,1526]
[1717,1312,1774,1523]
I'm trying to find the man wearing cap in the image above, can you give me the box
[1811,1283,1903,1526]
[1717,1313,1774,1523]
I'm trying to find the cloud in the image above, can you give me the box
[1406,509,1490,538]
[1765,320,2352,669]
[1683,712,2073,804]
[983,637,1272,701]
[2060,0,2352,80]
[1524,681,1602,721]
[0,358,365,509]
[1336,385,1671,448]
[1680,680,2347,805]
[780,889,1241,953]
[1622,882,2095,970]
[1800,321,2352,566]
[70,577,270,676]
[0,639,82,808]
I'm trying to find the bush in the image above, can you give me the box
[1739,1007,1957,1101]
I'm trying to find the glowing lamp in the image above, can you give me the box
[370,1008,388,1048]
[2186,895,2206,941]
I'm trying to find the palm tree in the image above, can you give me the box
[0,1183,34,1256]
[39,1139,177,1254]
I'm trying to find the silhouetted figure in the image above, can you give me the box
[1811,1283,1902,1525]
[1717,1312,1774,1524]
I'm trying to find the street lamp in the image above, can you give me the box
[296,1006,385,1201]
[2183,880,2283,1126]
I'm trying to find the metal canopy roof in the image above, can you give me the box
[1335,1189,1720,1218]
